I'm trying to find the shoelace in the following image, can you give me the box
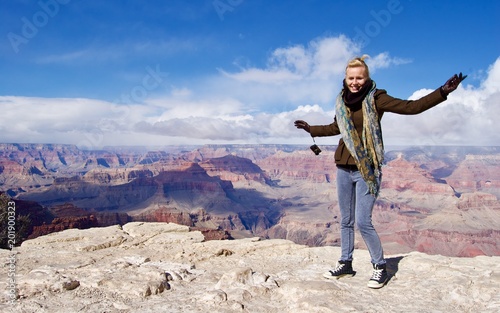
[371,269,383,280]
[332,263,345,274]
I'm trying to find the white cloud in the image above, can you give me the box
[482,58,500,94]
[366,52,412,73]
[219,67,302,84]
[35,37,205,65]
[1,35,499,148]
[271,45,312,76]
[216,36,413,110]
[382,57,500,146]
[309,36,360,79]
[222,35,358,83]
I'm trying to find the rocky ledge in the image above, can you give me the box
[1,222,499,312]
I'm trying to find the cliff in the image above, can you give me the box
[1,222,498,312]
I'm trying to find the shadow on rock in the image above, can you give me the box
[386,256,404,282]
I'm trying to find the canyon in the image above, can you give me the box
[1,143,499,257]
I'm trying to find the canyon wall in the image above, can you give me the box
[1,144,499,257]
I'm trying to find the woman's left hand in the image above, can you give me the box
[442,72,467,95]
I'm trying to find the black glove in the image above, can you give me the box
[441,72,467,96]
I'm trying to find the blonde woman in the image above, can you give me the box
[294,56,465,288]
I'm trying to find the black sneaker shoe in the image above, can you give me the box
[367,263,388,289]
[323,260,356,280]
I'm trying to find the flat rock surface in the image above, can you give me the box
[1,222,499,312]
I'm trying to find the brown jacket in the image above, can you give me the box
[309,88,447,166]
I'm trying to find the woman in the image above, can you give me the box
[294,55,465,289]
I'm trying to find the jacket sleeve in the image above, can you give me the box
[309,118,340,137]
[375,88,447,115]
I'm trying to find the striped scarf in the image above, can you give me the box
[335,81,384,196]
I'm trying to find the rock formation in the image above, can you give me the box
[1,144,500,258]
[1,222,498,312]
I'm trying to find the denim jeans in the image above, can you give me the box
[336,166,385,265]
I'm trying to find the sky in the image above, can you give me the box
[1,0,499,149]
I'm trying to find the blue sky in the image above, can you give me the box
[1,0,499,148]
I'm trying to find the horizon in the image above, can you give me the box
[1,0,499,148]
[2,142,500,152]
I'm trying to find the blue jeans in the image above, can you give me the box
[336,166,385,265]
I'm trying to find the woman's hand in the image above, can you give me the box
[441,72,467,95]
[294,120,311,133]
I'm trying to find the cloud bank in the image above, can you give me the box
[2,36,499,149]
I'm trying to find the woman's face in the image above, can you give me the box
[345,66,368,93]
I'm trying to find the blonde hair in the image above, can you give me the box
[346,54,370,78]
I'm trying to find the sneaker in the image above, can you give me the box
[323,260,356,280]
[367,263,388,289]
